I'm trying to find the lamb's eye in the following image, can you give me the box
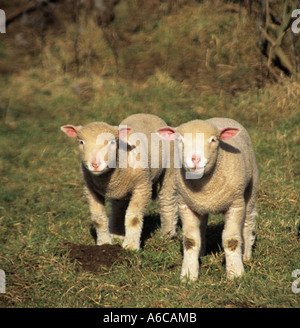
[209,136,216,143]
[79,140,85,145]
[109,139,116,145]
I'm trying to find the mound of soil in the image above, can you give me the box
[62,242,129,273]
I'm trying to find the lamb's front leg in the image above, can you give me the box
[84,186,112,245]
[122,184,151,251]
[222,203,245,279]
[179,201,207,282]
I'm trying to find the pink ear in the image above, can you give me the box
[118,127,133,139]
[60,125,80,138]
[156,127,177,140]
[219,127,240,140]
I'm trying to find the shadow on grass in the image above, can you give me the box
[89,214,162,248]
[142,214,225,256]
[141,214,161,248]
[89,214,225,255]
[206,222,224,255]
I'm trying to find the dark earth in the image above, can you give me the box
[62,242,130,273]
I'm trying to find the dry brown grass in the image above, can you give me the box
[4,0,294,91]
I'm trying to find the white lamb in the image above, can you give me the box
[157,117,259,280]
[61,114,177,251]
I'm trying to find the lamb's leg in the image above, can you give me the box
[84,186,112,245]
[243,174,258,262]
[179,202,207,281]
[222,204,245,279]
[110,199,128,242]
[243,166,259,262]
[159,168,178,238]
[242,206,257,262]
[122,184,151,251]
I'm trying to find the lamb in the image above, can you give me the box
[157,117,259,281]
[61,113,177,251]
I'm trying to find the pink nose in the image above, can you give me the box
[192,154,201,164]
[92,162,99,169]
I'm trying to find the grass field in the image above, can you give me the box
[0,0,299,308]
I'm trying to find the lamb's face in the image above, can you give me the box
[78,124,119,175]
[176,121,220,179]
[157,120,240,179]
[61,122,119,175]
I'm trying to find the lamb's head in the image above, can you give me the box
[157,120,240,179]
[61,122,132,175]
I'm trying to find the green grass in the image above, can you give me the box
[0,0,299,308]
[0,72,299,308]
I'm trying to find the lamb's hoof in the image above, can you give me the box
[96,236,112,246]
[180,269,198,283]
[111,234,125,242]
[161,229,177,240]
[243,254,252,263]
[226,267,245,280]
[180,274,198,283]
[122,240,140,251]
